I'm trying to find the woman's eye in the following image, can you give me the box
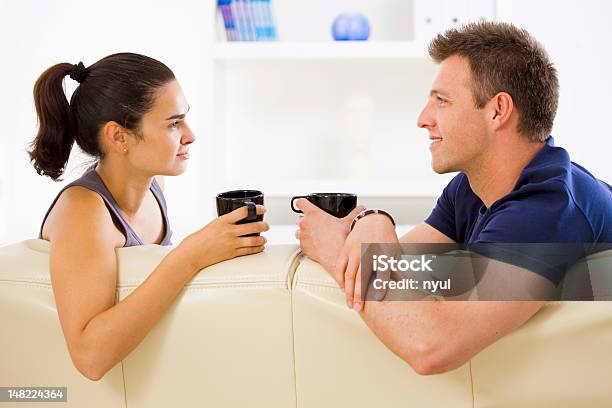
[169,121,180,128]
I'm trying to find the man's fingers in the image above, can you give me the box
[344,254,360,309]
[295,198,319,214]
[344,205,366,222]
[335,251,348,289]
[353,265,364,312]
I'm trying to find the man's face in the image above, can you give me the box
[417,55,490,174]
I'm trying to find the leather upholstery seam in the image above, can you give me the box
[287,250,302,408]
[117,274,287,285]
[115,291,129,408]
[117,281,287,290]
[120,360,128,408]
[0,281,53,289]
[469,360,475,408]
[290,277,299,408]
[295,280,339,289]
[117,283,289,293]
[295,283,344,291]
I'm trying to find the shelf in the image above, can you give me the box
[212,41,429,61]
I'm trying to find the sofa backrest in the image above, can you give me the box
[114,243,300,408]
[0,240,125,407]
[1,240,611,408]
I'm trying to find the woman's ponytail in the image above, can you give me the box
[28,54,175,181]
[28,63,76,181]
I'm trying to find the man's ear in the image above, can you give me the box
[489,92,515,132]
[100,121,129,154]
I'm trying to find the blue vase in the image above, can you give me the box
[332,13,371,41]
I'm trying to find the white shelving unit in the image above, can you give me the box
[199,0,506,224]
[212,41,429,60]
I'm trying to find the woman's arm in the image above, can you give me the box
[47,187,267,380]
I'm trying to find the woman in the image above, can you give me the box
[28,53,268,380]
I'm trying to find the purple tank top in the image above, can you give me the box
[39,166,173,247]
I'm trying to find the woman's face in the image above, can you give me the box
[127,80,196,177]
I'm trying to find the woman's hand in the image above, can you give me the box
[177,205,269,273]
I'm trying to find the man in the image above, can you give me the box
[295,21,612,375]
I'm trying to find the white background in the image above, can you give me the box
[0,0,610,245]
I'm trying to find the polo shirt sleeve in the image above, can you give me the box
[471,180,592,285]
[425,174,464,242]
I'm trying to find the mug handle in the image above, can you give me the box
[291,196,309,214]
[244,200,258,221]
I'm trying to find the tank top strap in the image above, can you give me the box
[39,167,173,247]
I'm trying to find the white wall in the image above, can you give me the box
[507,0,612,182]
[0,0,214,244]
[0,0,610,244]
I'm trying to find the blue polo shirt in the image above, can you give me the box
[425,137,612,284]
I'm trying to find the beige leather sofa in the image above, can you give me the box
[1,239,611,407]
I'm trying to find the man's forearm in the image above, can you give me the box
[357,301,465,375]
[357,300,544,375]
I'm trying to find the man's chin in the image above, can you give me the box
[431,161,453,174]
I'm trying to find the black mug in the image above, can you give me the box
[291,193,357,218]
[216,190,264,236]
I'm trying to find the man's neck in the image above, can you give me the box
[464,136,545,208]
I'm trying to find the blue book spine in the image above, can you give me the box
[242,0,257,41]
[231,0,246,41]
[217,0,237,41]
[251,0,266,41]
[261,0,277,40]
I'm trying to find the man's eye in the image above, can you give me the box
[437,96,447,105]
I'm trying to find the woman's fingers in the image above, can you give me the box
[237,235,267,248]
[234,221,269,236]
[221,205,266,224]
[235,245,265,257]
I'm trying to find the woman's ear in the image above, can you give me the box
[100,121,129,154]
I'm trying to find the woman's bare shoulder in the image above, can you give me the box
[42,186,125,247]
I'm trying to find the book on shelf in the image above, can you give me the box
[217,0,277,41]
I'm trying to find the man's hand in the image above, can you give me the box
[295,199,365,275]
[336,214,399,312]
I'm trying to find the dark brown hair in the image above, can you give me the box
[428,21,559,142]
[28,52,175,181]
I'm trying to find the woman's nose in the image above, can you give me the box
[182,124,196,145]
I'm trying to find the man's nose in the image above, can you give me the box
[417,101,435,129]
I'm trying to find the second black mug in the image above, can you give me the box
[291,193,357,218]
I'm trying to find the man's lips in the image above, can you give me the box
[429,136,442,150]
